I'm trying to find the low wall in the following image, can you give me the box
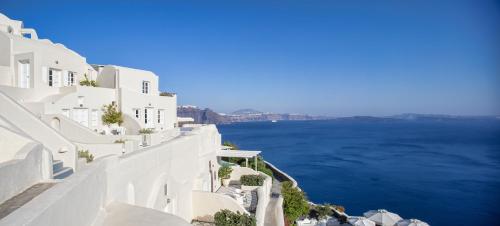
[41,114,119,144]
[229,166,259,182]
[0,142,50,204]
[0,124,221,226]
[0,127,34,163]
[265,160,298,188]
[274,197,285,226]
[255,172,272,226]
[75,142,124,159]
[0,157,109,226]
[191,190,249,222]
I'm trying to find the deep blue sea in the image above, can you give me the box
[218,119,500,226]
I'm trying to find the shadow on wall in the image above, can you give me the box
[122,114,141,135]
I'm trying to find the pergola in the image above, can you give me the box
[217,150,261,171]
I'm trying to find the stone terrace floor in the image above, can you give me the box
[0,183,56,220]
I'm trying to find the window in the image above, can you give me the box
[157,109,165,124]
[144,108,148,124]
[91,110,98,127]
[142,81,150,94]
[48,69,61,87]
[134,109,140,119]
[68,71,75,86]
[48,69,53,86]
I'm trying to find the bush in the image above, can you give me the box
[78,150,94,163]
[214,209,256,226]
[102,103,123,126]
[218,165,233,180]
[159,92,175,97]
[79,74,98,87]
[245,156,273,177]
[313,204,333,220]
[222,141,239,150]
[139,128,154,134]
[282,181,309,225]
[114,139,126,143]
[240,174,265,186]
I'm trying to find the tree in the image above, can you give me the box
[101,103,123,126]
[282,181,309,225]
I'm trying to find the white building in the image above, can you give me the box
[0,13,281,226]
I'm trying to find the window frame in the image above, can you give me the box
[142,81,150,94]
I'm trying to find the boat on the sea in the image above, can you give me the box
[271,120,278,123]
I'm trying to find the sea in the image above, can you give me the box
[217,119,500,226]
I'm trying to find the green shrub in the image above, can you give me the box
[159,92,175,97]
[244,156,273,177]
[218,165,233,180]
[79,74,98,87]
[282,181,309,225]
[222,141,239,150]
[102,103,123,126]
[214,209,256,226]
[240,174,265,186]
[138,128,154,134]
[78,150,94,163]
[114,139,126,143]
[314,204,333,220]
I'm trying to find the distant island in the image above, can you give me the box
[177,106,499,125]
[177,106,332,124]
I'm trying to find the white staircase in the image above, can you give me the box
[52,160,73,179]
[0,90,77,171]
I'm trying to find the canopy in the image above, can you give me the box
[396,219,430,226]
[217,150,261,158]
[364,209,402,226]
[347,217,376,226]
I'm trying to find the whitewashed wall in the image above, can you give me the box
[0,125,221,226]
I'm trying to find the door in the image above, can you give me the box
[49,69,61,87]
[144,108,154,128]
[73,108,89,127]
[17,60,30,88]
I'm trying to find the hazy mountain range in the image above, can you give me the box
[177,106,499,125]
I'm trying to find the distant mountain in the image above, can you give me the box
[334,114,499,122]
[177,107,498,125]
[232,109,263,115]
[177,106,228,124]
[178,106,332,124]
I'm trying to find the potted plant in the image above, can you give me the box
[218,165,233,187]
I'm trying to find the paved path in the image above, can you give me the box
[0,183,55,219]
[264,179,282,226]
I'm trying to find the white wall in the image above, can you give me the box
[0,90,76,169]
[0,135,50,204]
[119,88,176,133]
[191,190,249,221]
[0,125,221,226]
[255,172,272,226]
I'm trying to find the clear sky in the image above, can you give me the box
[1,0,499,116]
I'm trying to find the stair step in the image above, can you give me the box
[52,160,64,173]
[53,167,73,180]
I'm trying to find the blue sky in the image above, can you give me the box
[1,0,499,116]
